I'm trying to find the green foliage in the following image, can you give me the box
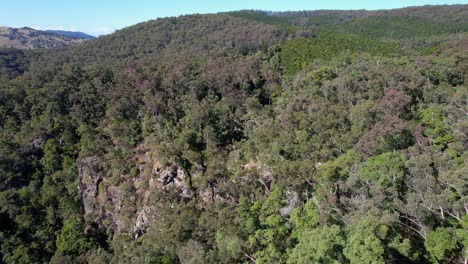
[359,151,404,188]
[289,200,319,236]
[287,225,346,264]
[456,215,468,261]
[145,255,177,264]
[177,240,206,264]
[250,187,291,264]
[344,217,385,264]
[0,6,467,264]
[0,48,33,81]
[55,218,95,256]
[215,228,243,261]
[417,106,454,146]
[229,10,299,33]
[328,16,468,40]
[280,32,398,76]
[425,228,459,263]
[317,150,355,183]
[41,139,62,174]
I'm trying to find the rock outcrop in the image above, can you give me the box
[78,147,197,235]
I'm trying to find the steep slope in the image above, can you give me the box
[30,14,290,70]
[0,5,467,264]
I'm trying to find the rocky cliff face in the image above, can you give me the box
[77,145,278,238]
[78,146,203,236]
[77,143,279,238]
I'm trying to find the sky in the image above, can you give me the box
[1,0,467,36]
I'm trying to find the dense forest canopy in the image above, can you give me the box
[0,4,467,264]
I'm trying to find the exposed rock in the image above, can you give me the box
[30,136,45,149]
[239,161,273,194]
[315,162,323,169]
[78,155,135,233]
[280,191,299,216]
[77,147,213,236]
[154,163,193,198]
[134,204,150,234]
[200,181,219,205]
[78,156,104,222]
[106,185,125,232]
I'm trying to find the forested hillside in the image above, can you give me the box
[0,5,467,264]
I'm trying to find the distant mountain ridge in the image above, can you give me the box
[230,4,468,29]
[45,30,95,40]
[0,26,93,49]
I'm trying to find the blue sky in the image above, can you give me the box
[1,0,466,36]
